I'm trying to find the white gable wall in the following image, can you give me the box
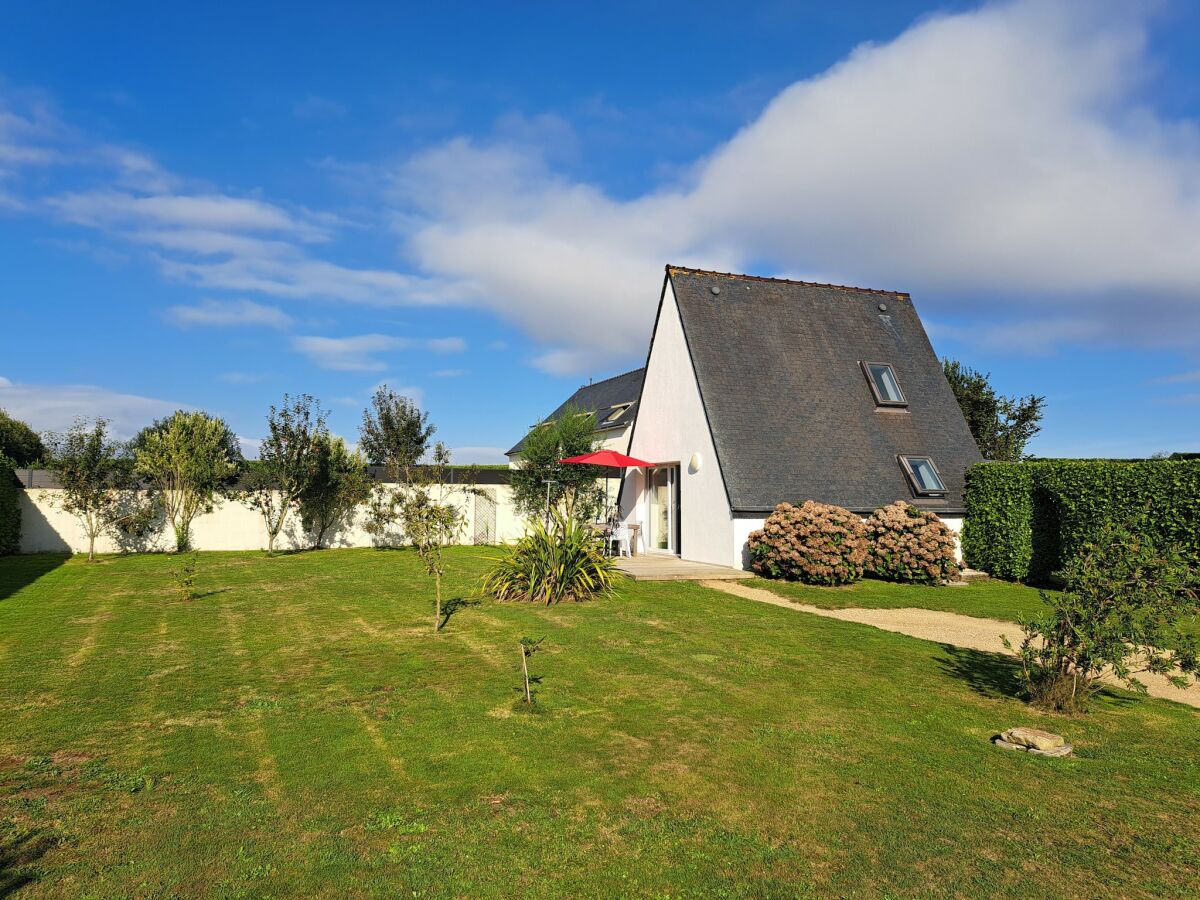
[625,280,734,567]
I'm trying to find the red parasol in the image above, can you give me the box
[559,450,656,521]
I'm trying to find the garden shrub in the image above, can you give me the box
[864,501,960,585]
[960,463,1031,580]
[963,458,1200,582]
[747,501,868,585]
[0,455,18,555]
[1005,521,1199,714]
[482,513,617,604]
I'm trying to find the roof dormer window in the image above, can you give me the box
[602,403,631,424]
[899,455,946,495]
[862,361,906,406]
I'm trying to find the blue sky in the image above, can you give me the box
[2,0,1199,460]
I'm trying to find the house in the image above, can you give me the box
[509,265,982,570]
[505,367,645,463]
[621,266,981,568]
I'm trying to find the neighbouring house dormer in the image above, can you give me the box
[505,368,645,464]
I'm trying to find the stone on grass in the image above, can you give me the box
[993,728,1073,758]
[1001,727,1065,751]
[1027,744,1073,758]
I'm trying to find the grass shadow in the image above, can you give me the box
[935,644,1025,701]
[438,595,482,630]
[0,554,69,602]
[192,588,233,600]
[0,827,57,897]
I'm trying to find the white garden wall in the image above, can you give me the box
[17,484,527,554]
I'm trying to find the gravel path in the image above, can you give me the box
[701,579,1200,710]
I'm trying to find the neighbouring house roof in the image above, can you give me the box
[660,266,982,514]
[505,367,645,457]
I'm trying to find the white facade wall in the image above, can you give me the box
[626,281,734,567]
[17,485,527,554]
[731,517,765,570]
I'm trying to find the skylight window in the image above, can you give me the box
[602,403,631,424]
[862,361,906,406]
[899,456,947,495]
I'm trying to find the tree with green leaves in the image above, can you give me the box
[134,410,240,552]
[942,359,1045,461]
[44,418,132,561]
[509,405,604,523]
[397,441,464,632]
[242,394,328,553]
[1004,521,1199,713]
[0,409,46,466]
[359,385,434,482]
[359,385,436,546]
[299,434,373,549]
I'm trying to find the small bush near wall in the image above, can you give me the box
[864,501,960,585]
[963,459,1200,583]
[0,458,18,555]
[747,501,868,585]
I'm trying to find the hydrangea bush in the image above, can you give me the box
[864,501,960,585]
[747,501,869,585]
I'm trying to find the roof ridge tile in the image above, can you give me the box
[666,264,909,298]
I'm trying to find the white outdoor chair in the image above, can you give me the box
[609,525,632,558]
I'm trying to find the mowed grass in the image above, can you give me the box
[750,574,1051,622]
[0,550,1198,897]
[750,573,1200,640]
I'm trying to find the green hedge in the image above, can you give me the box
[0,458,18,556]
[963,459,1200,582]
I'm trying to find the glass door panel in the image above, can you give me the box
[647,466,675,553]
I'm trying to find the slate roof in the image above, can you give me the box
[505,367,645,457]
[660,266,982,514]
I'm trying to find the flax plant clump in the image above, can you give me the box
[747,501,869,585]
[864,501,960,585]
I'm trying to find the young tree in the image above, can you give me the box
[134,410,240,552]
[242,394,328,553]
[398,442,464,632]
[942,359,1045,461]
[359,385,434,482]
[0,409,46,466]
[509,405,604,523]
[359,385,436,546]
[44,418,131,561]
[299,434,373,549]
[1005,522,1199,713]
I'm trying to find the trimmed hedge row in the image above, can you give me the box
[963,458,1200,582]
[0,459,19,556]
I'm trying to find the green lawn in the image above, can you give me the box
[749,573,1200,640]
[749,574,1052,622]
[1,550,1198,897]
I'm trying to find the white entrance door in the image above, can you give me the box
[645,465,678,554]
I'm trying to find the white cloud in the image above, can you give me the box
[293,334,406,371]
[48,190,326,238]
[388,0,1200,371]
[449,446,508,465]
[218,371,268,384]
[167,298,294,329]
[158,254,447,305]
[0,378,183,437]
[433,368,467,377]
[292,334,466,370]
[426,336,466,353]
[293,95,347,120]
[1149,369,1200,385]
[237,435,263,458]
